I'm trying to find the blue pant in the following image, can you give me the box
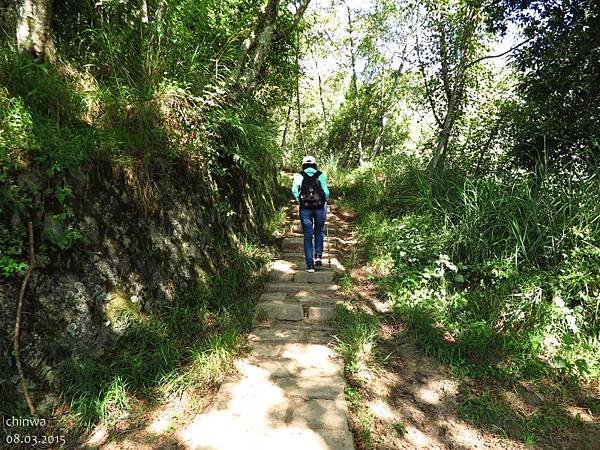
[300,205,327,266]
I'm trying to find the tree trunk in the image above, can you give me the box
[228,0,311,97]
[228,0,281,91]
[16,0,53,60]
[427,4,479,175]
[428,84,460,174]
[295,36,307,154]
[372,115,387,156]
[14,222,37,416]
[141,0,149,24]
[280,105,292,148]
[345,2,364,166]
[311,47,328,126]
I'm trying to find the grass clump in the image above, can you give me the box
[335,305,379,374]
[347,155,600,382]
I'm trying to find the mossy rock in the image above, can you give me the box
[103,289,142,325]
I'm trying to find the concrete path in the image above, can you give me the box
[178,203,354,450]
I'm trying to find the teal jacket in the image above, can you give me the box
[292,168,330,203]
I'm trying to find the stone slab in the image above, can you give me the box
[180,417,355,450]
[291,223,341,234]
[294,271,335,284]
[282,237,306,251]
[285,294,336,304]
[248,343,283,358]
[291,399,349,430]
[274,376,346,400]
[265,282,339,294]
[210,379,289,423]
[303,330,337,345]
[280,252,336,260]
[285,258,345,272]
[269,270,294,282]
[307,306,336,322]
[259,292,287,302]
[249,327,306,343]
[269,260,296,282]
[247,353,343,378]
[257,302,304,321]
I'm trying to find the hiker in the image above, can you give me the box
[291,155,330,272]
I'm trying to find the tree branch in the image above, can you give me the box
[415,32,443,128]
[277,0,311,40]
[465,36,534,70]
[14,222,37,416]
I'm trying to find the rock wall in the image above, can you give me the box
[0,161,271,413]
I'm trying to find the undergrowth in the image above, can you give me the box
[58,241,269,429]
[345,155,600,382]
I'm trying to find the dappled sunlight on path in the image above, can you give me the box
[177,203,354,450]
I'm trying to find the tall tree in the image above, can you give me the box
[345,1,364,166]
[16,0,53,59]
[485,0,600,172]
[415,0,487,174]
[229,0,311,97]
[310,46,329,126]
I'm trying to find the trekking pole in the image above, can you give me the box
[328,223,331,268]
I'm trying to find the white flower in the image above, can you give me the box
[553,295,565,309]
[566,314,579,333]
[543,334,559,350]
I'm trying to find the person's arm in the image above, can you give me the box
[291,173,303,201]
[319,173,330,200]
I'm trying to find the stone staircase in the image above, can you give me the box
[178,203,354,450]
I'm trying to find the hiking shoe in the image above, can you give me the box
[315,257,323,267]
[306,264,315,273]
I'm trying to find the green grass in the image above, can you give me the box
[391,420,407,436]
[59,243,269,428]
[356,408,375,446]
[344,155,600,382]
[337,154,600,448]
[335,305,379,374]
[344,385,363,407]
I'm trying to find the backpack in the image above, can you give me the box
[299,170,325,209]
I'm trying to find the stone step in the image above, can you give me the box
[283,237,339,252]
[274,375,346,401]
[181,415,354,450]
[307,306,336,322]
[279,251,337,260]
[249,342,341,365]
[249,326,335,345]
[243,354,343,378]
[282,237,308,252]
[268,260,341,282]
[294,270,334,284]
[268,260,296,282]
[257,301,304,321]
[280,242,345,254]
[279,257,345,272]
[290,223,341,234]
[268,271,336,284]
[259,292,336,305]
[265,282,339,295]
[268,268,338,283]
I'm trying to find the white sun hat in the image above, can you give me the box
[302,155,317,165]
